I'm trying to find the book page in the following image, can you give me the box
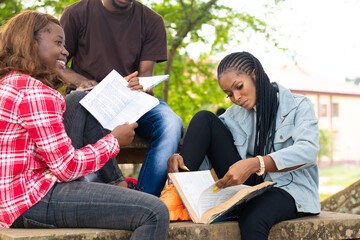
[171,171,215,216]
[198,183,249,217]
[79,70,159,130]
[139,75,169,90]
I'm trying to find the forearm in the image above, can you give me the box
[60,67,92,89]
[255,155,304,174]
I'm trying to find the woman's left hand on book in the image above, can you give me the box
[216,158,258,189]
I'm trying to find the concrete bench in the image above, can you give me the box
[1,211,360,240]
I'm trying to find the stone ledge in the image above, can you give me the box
[117,128,187,164]
[1,211,360,240]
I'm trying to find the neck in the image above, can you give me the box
[102,0,134,13]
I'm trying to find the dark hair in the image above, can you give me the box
[0,10,64,89]
[215,107,226,116]
[217,52,278,155]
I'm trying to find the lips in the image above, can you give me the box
[239,99,248,108]
[56,59,66,70]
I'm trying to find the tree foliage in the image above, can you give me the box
[144,0,276,125]
[1,0,280,126]
[318,128,334,162]
[346,77,360,85]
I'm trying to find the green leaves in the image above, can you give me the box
[1,0,281,126]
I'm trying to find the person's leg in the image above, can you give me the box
[180,110,239,177]
[136,99,183,196]
[180,110,262,185]
[237,187,314,240]
[12,181,169,240]
[63,92,125,184]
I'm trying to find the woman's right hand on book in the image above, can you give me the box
[167,154,190,173]
[111,122,138,146]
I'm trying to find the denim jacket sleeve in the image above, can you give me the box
[269,96,319,171]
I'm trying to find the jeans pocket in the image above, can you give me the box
[23,216,56,228]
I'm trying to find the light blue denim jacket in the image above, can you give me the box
[219,83,320,213]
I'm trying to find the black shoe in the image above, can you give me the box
[128,182,143,191]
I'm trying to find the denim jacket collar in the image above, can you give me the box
[275,84,297,130]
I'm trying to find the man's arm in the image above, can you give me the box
[61,67,98,90]
[138,60,156,77]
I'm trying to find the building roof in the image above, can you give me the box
[266,64,360,97]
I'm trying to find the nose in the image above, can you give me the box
[233,91,241,102]
[61,46,69,57]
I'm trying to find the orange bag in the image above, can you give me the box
[160,184,192,221]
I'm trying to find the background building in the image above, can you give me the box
[267,64,360,165]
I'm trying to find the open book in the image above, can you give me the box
[169,170,276,224]
[79,70,159,130]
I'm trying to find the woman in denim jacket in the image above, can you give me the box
[167,52,320,240]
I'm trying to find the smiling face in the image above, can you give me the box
[35,22,68,75]
[218,70,257,110]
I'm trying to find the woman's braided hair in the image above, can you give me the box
[217,52,278,155]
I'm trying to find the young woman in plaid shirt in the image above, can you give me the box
[0,11,169,239]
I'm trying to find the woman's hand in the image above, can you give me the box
[110,122,138,146]
[216,157,259,189]
[167,154,189,173]
[167,154,190,183]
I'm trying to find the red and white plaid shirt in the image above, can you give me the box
[0,72,120,228]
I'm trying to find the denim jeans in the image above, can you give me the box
[136,99,183,196]
[12,181,170,240]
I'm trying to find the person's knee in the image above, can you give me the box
[192,110,216,123]
[161,111,183,138]
[146,197,169,226]
[156,200,170,224]
[65,91,87,105]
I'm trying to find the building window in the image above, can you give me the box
[319,104,327,117]
[332,103,339,117]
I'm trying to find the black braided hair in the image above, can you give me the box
[217,52,278,155]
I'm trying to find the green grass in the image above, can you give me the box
[319,164,360,201]
[319,164,360,186]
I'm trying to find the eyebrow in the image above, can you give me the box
[231,80,237,89]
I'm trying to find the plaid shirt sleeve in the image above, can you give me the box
[18,87,120,182]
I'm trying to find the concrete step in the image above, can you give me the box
[1,211,360,240]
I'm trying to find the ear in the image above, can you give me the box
[251,69,256,81]
[33,38,39,50]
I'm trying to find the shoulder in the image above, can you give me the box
[135,1,163,21]
[62,0,90,19]
[278,83,311,108]
[277,83,315,119]
[1,72,64,109]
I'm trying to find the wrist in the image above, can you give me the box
[255,155,265,176]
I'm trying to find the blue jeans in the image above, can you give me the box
[12,181,169,240]
[136,99,183,196]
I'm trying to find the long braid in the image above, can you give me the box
[217,52,278,155]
